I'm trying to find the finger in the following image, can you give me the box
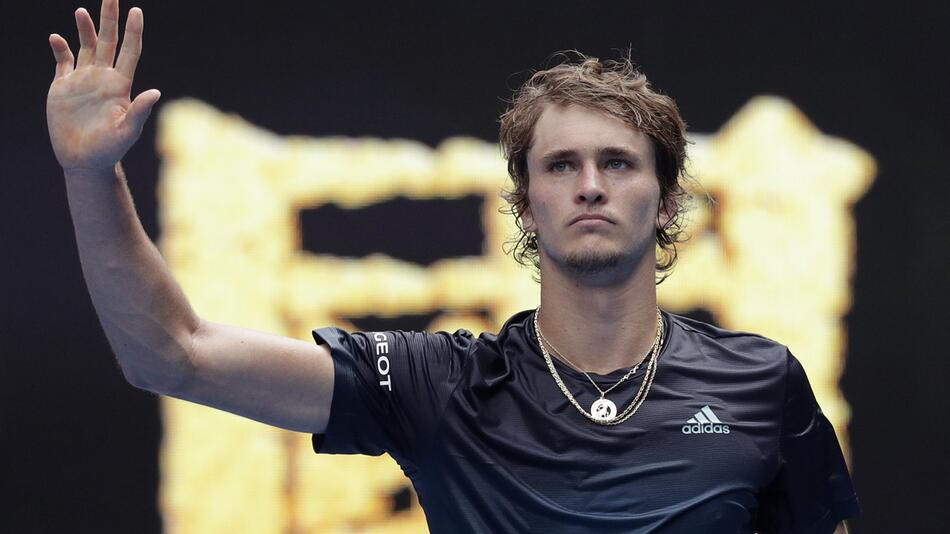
[123,89,162,133]
[94,0,120,67]
[115,7,143,81]
[49,34,76,79]
[75,8,98,67]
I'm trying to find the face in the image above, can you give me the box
[522,103,667,279]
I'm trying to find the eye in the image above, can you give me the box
[605,159,630,170]
[550,160,572,173]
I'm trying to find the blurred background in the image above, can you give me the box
[2,1,948,533]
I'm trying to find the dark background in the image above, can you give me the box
[3,1,948,532]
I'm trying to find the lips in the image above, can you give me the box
[570,213,614,225]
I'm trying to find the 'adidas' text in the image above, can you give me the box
[682,405,730,434]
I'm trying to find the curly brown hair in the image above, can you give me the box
[498,51,691,283]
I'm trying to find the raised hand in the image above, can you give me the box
[47,0,161,173]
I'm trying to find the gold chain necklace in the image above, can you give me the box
[533,308,664,425]
[537,328,646,398]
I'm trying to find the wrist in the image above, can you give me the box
[63,162,122,181]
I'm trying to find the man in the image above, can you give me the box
[47,0,859,532]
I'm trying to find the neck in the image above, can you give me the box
[536,253,659,375]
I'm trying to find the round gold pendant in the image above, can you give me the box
[591,398,617,422]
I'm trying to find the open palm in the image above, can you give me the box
[47,0,160,173]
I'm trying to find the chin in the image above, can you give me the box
[538,232,651,279]
[561,248,626,276]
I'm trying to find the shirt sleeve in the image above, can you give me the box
[755,351,861,533]
[310,327,474,464]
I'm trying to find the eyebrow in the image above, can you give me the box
[539,146,645,164]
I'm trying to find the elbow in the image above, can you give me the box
[98,311,202,396]
[116,336,199,397]
[121,366,163,394]
[122,367,161,394]
[120,358,194,396]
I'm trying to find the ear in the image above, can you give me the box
[656,196,676,230]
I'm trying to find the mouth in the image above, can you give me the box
[570,213,614,226]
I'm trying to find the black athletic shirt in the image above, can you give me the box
[312,310,860,533]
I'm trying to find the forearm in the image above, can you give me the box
[64,162,198,393]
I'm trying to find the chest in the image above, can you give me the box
[428,359,783,514]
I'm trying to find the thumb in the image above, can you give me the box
[125,89,162,132]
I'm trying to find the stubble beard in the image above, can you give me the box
[561,248,624,276]
[541,232,654,283]
[534,216,656,282]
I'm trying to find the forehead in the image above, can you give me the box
[528,103,652,159]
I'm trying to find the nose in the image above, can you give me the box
[575,163,607,205]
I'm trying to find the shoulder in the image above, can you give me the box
[313,325,479,365]
[476,309,535,346]
[665,311,791,370]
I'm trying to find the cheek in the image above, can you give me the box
[637,185,660,210]
[631,186,662,226]
[522,190,547,231]
[520,199,538,231]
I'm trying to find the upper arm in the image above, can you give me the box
[755,351,860,532]
[312,327,473,459]
[169,317,335,434]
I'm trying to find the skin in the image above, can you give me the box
[47,3,161,172]
[45,4,850,530]
[47,0,334,434]
[523,104,851,533]
[524,103,670,375]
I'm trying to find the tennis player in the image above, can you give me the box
[47,1,859,531]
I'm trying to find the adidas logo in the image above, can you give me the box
[681,405,730,434]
